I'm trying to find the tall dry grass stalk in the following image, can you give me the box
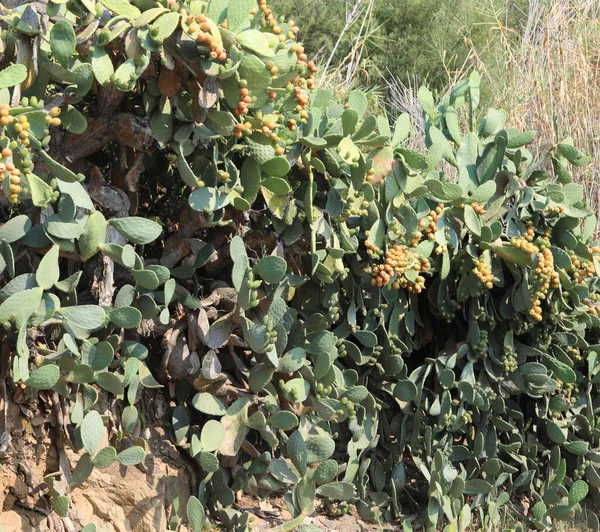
[322,0,600,226]
[315,0,386,108]
[318,0,375,86]
[472,0,600,222]
[387,0,600,224]
[386,74,425,150]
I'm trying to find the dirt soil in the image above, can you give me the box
[235,494,404,531]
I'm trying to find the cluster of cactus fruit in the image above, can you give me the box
[1,0,600,530]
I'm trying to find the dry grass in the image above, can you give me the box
[386,75,426,150]
[386,0,600,227]
[476,0,600,226]
[319,0,600,231]
[315,0,387,111]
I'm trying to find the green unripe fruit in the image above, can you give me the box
[97,30,111,44]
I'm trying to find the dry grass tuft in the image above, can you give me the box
[386,0,600,227]
[478,0,600,224]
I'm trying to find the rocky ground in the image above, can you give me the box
[0,384,195,532]
[0,418,192,530]
[0,388,404,532]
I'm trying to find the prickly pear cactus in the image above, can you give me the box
[0,1,599,531]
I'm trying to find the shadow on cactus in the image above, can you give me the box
[0,0,598,530]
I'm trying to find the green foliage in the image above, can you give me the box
[0,0,599,530]
[271,0,527,95]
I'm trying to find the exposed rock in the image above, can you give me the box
[69,426,193,532]
[71,463,167,532]
[0,395,193,532]
[0,508,48,532]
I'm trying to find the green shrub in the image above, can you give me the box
[0,1,598,531]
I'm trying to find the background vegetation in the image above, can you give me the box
[273,0,600,222]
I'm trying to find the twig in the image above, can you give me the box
[344,0,375,86]
[15,501,51,516]
[0,338,11,458]
[318,0,366,86]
